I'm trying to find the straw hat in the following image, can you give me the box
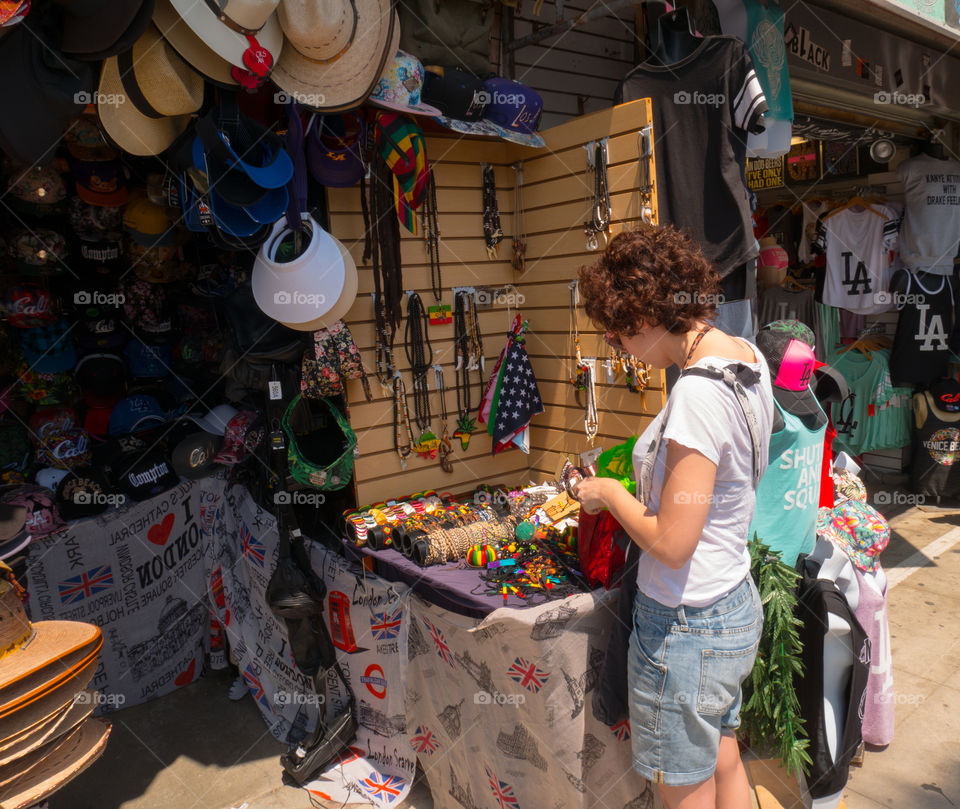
[167,0,282,71]
[97,24,205,156]
[0,694,94,766]
[0,657,98,741]
[153,0,238,87]
[252,214,358,330]
[0,718,110,809]
[271,0,399,112]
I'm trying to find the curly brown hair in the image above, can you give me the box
[578,225,721,335]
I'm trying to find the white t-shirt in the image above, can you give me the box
[633,340,775,608]
[822,206,899,314]
[897,154,960,275]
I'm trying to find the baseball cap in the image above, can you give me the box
[187,403,238,435]
[1,485,66,538]
[816,499,889,573]
[8,228,68,276]
[83,404,115,436]
[14,364,77,407]
[114,448,179,501]
[481,78,545,148]
[36,426,92,469]
[121,279,174,339]
[18,321,78,374]
[69,199,124,244]
[35,466,71,492]
[6,162,67,217]
[172,431,222,479]
[29,405,79,446]
[0,503,26,543]
[108,394,167,436]
[306,113,365,188]
[2,282,57,329]
[930,378,960,413]
[71,158,128,206]
[124,340,172,379]
[214,409,263,465]
[423,66,499,137]
[56,466,114,520]
[65,114,119,162]
[75,353,126,407]
[123,194,177,248]
[755,320,824,421]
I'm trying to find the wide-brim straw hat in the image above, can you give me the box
[97,23,205,156]
[271,0,399,112]
[0,693,94,767]
[167,0,282,70]
[252,214,358,330]
[0,718,111,809]
[153,0,238,87]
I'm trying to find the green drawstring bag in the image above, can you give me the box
[595,435,638,495]
[283,396,357,491]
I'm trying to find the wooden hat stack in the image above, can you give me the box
[0,563,111,808]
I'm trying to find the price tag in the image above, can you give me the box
[268,380,282,400]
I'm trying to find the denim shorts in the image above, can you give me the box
[627,576,762,786]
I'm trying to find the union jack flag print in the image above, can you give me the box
[410,725,439,755]
[361,772,405,803]
[58,565,114,605]
[506,657,549,693]
[242,664,271,711]
[370,608,402,640]
[611,718,631,741]
[423,617,454,667]
[486,766,520,809]
[240,522,266,568]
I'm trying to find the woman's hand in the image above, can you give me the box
[573,476,622,515]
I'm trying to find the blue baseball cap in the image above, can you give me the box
[19,321,78,374]
[124,340,172,380]
[481,78,545,148]
[108,394,167,436]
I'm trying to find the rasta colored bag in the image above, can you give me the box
[282,395,357,491]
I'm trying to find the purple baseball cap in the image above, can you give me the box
[481,78,544,148]
[306,113,365,188]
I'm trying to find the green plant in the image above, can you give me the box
[740,533,812,776]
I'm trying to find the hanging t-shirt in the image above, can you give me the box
[889,270,955,386]
[813,303,841,362]
[798,200,829,264]
[820,421,837,508]
[747,400,826,567]
[822,206,899,315]
[910,390,960,497]
[620,36,768,277]
[759,285,815,330]
[896,154,960,275]
[854,567,894,747]
[713,0,792,158]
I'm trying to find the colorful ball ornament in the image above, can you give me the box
[466,543,498,567]
[515,521,536,542]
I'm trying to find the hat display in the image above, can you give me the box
[306,113,365,188]
[370,50,442,117]
[755,320,824,420]
[97,24,206,157]
[271,0,398,113]
[252,214,358,331]
[71,159,128,207]
[171,432,222,479]
[56,0,156,62]
[816,499,890,573]
[0,22,94,166]
[152,0,238,87]
[108,394,166,436]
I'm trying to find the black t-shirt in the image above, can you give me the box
[620,36,768,277]
[889,268,956,386]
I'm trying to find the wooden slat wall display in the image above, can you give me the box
[328,99,659,505]
[510,0,637,128]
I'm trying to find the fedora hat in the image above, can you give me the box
[271,0,399,112]
[167,0,282,72]
[55,0,156,62]
[252,214,358,330]
[0,717,110,809]
[97,24,206,156]
[153,0,238,87]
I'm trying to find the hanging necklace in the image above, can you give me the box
[568,281,588,401]
[481,163,503,260]
[393,373,415,469]
[583,359,598,445]
[511,162,527,272]
[453,290,476,449]
[421,167,442,302]
[434,364,454,473]
[405,291,437,459]
[583,139,611,251]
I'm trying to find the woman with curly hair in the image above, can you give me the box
[573,225,774,809]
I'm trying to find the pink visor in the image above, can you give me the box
[774,338,816,391]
